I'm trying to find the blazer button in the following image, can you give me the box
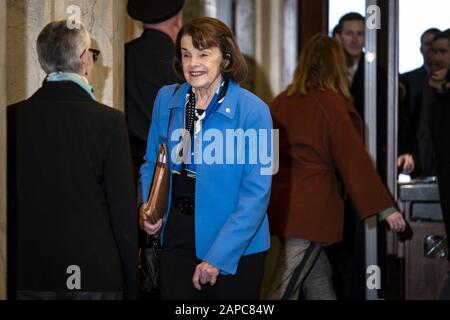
[226,107,231,113]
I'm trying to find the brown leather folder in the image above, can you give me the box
[145,144,170,224]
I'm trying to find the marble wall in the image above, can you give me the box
[6,0,126,110]
[0,0,7,301]
[254,0,284,102]
[240,0,298,103]
[124,11,142,44]
[183,0,211,22]
[183,0,233,26]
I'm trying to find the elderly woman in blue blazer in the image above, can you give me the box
[138,17,273,300]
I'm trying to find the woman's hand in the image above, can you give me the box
[139,204,162,235]
[385,211,407,233]
[192,262,220,290]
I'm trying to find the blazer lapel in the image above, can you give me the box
[167,83,189,170]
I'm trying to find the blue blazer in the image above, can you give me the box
[139,81,273,275]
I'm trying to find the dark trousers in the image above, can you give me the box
[325,199,366,300]
[160,206,266,300]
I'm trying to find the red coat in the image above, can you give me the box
[268,89,394,243]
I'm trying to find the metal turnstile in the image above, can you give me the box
[399,180,448,299]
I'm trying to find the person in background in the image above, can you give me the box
[138,17,273,300]
[332,12,381,299]
[8,20,138,300]
[332,24,341,40]
[267,34,406,300]
[400,28,441,178]
[335,12,414,174]
[429,29,450,300]
[126,0,184,178]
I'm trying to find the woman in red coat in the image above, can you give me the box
[266,34,406,300]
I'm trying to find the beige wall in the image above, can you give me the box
[0,0,7,301]
[124,12,143,44]
[6,0,126,110]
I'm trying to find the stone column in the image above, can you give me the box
[254,0,284,103]
[183,0,208,22]
[110,0,126,110]
[239,0,298,102]
[283,0,298,88]
[125,12,143,44]
[7,0,125,110]
[0,0,7,301]
[183,0,232,26]
[235,0,255,58]
[53,0,126,110]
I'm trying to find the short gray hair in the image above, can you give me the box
[37,20,90,74]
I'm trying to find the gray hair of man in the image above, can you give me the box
[37,20,91,74]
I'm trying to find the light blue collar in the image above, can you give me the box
[46,72,96,100]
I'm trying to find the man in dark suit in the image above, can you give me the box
[429,29,450,300]
[335,12,411,178]
[125,0,184,177]
[400,28,441,177]
[8,20,138,300]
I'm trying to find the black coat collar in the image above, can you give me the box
[30,81,94,102]
[141,28,174,46]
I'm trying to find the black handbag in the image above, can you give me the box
[139,235,162,293]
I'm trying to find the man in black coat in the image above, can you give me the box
[429,29,450,299]
[400,28,441,177]
[8,20,138,300]
[335,13,413,179]
[125,0,184,177]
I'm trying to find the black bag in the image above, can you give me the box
[139,235,162,293]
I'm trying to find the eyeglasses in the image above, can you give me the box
[80,48,101,63]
